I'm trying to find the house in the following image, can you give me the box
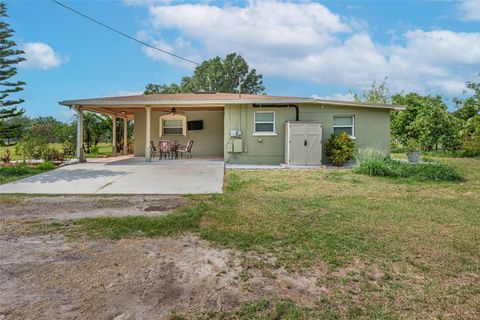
[59,92,404,165]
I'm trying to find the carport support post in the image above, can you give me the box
[75,106,85,163]
[112,115,117,157]
[145,106,152,162]
[123,117,128,155]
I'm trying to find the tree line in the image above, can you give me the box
[356,78,480,156]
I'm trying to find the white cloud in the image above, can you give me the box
[313,93,355,101]
[458,0,480,21]
[21,42,64,70]
[134,0,480,96]
[123,0,171,6]
[142,36,200,69]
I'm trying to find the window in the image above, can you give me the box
[333,116,355,137]
[254,111,275,134]
[159,114,186,137]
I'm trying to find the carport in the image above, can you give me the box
[0,157,224,194]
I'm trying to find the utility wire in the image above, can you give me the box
[51,0,199,66]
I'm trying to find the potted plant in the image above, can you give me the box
[405,139,420,164]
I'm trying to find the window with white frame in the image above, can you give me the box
[333,116,355,137]
[254,111,275,133]
[159,114,187,137]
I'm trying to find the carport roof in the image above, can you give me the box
[59,92,405,116]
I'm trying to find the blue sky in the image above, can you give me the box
[7,0,480,120]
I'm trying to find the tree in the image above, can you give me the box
[144,83,181,94]
[0,113,29,144]
[452,78,480,122]
[30,116,65,144]
[354,77,390,104]
[392,93,461,151]
[463,115,480,140]
[144,53,265,95]
[0,2,26,132]
[82,112,109,153]
[412,102,462,151]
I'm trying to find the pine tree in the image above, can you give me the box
[0,2,26,140]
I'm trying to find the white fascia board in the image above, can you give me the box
[59,98,405,111]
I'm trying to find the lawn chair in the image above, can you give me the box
[150,141,159,159]
[178,140,194,159]
[159,140,172,159]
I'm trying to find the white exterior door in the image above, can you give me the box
[286,122,322,165]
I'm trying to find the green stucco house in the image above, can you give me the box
[60,92,404,165]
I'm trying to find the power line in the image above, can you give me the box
[51,0,199,66]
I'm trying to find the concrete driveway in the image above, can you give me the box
[0,157,224,194]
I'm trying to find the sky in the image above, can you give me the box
[6,0,480,120]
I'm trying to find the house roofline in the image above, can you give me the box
[59,98,406,111]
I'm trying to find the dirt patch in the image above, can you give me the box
[0,195,188,220]
[0,234,327,319]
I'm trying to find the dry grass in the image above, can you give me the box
[5,156,480,319]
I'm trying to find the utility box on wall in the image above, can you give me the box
[285,121,322,165]
[227,139,243,153]
[233,139,243,153]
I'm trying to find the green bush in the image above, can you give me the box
[325,132,355,166]
[41,146,61,161]
[0,164,33,176]
[354,149,464,182]
[15,136,48,160]
[89,145,99,154]
[461,137,480,157]
[37,161,55,171]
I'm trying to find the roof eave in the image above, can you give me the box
[59,98,403,111]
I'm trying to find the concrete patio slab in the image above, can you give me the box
[0,157,224,195]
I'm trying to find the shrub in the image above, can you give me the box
[89,145,99,154]
[0,164,32,176]
[461,136,480,157]
[41,146,61,161]
[1,149,12,163]
[15,136,48,160]
[325,132,355,166]
[356,147,389,163]
[37,161,55,171]
[405,138,420,152]
[354,154,464,182]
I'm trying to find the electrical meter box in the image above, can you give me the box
[230,129,242,138]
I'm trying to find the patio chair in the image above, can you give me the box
[178,140,194,159]
[150,141,159,159]
[159,140,172,159]
[170,140,179,159]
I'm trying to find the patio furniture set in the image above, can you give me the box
[150,140,194,160]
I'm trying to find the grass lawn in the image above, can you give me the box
[0,162,56,184]
[84,143,112,158]
[13,156,480,318]
[0,142,112,161]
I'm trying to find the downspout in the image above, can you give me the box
[252,104,299,121]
